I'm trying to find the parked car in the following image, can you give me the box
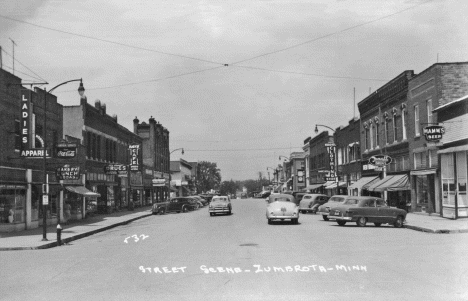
[240,192,248,199]
[266,193,299,225]
[317,195,347,220]
[194,195,209,206]
[209,196,232,216]
[299,194,329,214]
[160,197,197,214]
[327,196,407,227]
[151,201,170,215]
[187,198,201,209]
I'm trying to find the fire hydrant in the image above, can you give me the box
[57,224,62,246]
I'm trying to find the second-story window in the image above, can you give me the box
[370,123,374,149]
[414,104,420,136]
[402,110,407,140]
[393,114,398,142]
[374,122,379,148]
[427,99,433,124]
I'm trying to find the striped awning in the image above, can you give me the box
[368,174,410,192]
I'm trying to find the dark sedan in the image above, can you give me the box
[327,196,406,228]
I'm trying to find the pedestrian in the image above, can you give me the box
[8,208,14,223]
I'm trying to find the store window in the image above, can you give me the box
[441,153,455,205]
[0,187,26,224]
[457,152,467,207]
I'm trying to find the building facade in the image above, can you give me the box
[170,159,193,196]
[133,117,171,203]
[305,131,335,195]
[358,70,414,209]
[433,94,468,219]
[407,62,468,214]
[282,152,305,192]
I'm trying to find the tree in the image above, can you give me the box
[219,180,239,196]
[196,161,221,193]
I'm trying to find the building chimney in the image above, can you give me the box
[101,103,106,115]
[133,116,139,134]
[94,99,101,109]
[112,114,118,122]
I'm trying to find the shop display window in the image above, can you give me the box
[107,186,115,208]
[441,154,455,206]
[457,152,467,207]
[416,176,428,204]
[0,188,26,224]
[64,191,82,215]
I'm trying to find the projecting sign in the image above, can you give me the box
[42,195,49,205]
[104,164,128,175]
[56,165,81,180]
[56,143,77,158]
[152,179,166,187]
[368,155,392,167]
[424,125,445,142]
[324,176,338,182]
[129,144,140,171]
[20,148,52,158]
[20,90,31,150]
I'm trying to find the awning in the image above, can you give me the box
[305,183,325,190]
[65,186,100,197]
[361,177,382,190]
[368,174,410,192]
[438,144,468,154]
[182,186,191,194]
[348,176,379,190]
[410,169,437,176]
[325,182,347,189]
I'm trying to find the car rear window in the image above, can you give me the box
[271,197,292,202]
[213,197,228,202]
[343,199,359,205]
[303,196,312,199]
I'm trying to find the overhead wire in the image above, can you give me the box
[185,146,303,152]
[0,14,226,66]
[1,48,47,81]
[229,0,434,65]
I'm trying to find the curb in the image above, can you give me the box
[0,213,153,251]
[405,225,468,234]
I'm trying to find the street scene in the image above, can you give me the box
[1,0,468,300]
[1,198,468,301]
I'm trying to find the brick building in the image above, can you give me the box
[63,98,143,216]
[357,70,415,209]
[407,62,468,215]
[133,117,171,203]
[282,152,306,192]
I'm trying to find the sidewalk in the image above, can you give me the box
[0,206,153,251]
[405,213,468,234]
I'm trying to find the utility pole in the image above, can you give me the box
[9,38,16,74]
[0,46,3,69]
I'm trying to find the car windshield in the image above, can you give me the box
[271,197,292,202]
[330,197,345,203]
[303,195,312,199]
[343,199,359,205]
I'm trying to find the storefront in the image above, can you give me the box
[410,169,438,214]
[64,186,100,220]
[0,185,26,230]
[439,148,468,219]
[367,174,411,210]
[347,176,379,196]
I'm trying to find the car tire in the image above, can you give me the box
[356,217,367,227]
[322,215,329,221]
[374,223,382,227]
[267,219,272,225]
[182,206,189,213]
[210,213,213,216]
[159,208,165,215]
[293,219,298,225]
[337,220,346,226]
[176,211,180,213]
[394,216,404,228]
[228,209,232,215]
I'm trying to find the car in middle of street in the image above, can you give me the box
[266,193,300,225]
[209,196,232,216]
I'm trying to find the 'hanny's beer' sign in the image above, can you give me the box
[424,125,445,142]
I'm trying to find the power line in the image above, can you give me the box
[229,0,434,65]
[1,64,46,82]
[0,14,226,66]
[59,66,225,92]
[233,65,389,82]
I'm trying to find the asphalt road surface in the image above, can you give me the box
[1,198,468,301]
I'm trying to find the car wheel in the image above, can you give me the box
[356,217,367,227]
[322,215,329,221]
[228,209,232,215]
[374,223,382,227]
[176,211,180,213]
[337,220,346,226]
[159,208,165,215]
[183,206,189,213]
[293,219,298,225]
[267,219,272,225]
[394,216,404,228]
[210,213,213,216]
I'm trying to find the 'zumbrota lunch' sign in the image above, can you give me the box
[368,155,392,167]
[424,125,445,142]
[56,165,80,180]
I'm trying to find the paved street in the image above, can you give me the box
[1,198,467,301]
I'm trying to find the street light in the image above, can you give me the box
[266,167,275,184]
[315,124,335,134]
[41,79,84,241]
[314,124,339,195]
[278,155,290,162]
[170,148,184,155]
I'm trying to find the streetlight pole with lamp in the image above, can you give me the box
[41,79,84,241]
[314,124,339,195]
[169,148,184,196]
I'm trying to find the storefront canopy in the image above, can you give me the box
[348,176,379,190]
[305,183,325,191]
[65,186,101,197]
[361,177,382,191]
[325,182,347,189]
[368,174,410,192]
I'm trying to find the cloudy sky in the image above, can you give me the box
[1,0,467,180]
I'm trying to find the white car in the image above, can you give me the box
[266,194,299,224]
[209,196,232,216]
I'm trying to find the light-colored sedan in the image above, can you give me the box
[317,195,347,221]
[209,196,232,216]
[299,194,329,214]
[266,194,299,225]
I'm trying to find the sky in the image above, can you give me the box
[1,0,467,181]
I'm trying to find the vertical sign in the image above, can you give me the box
[129,144,140,171]
[20,90,31,150]
[325,143,337,181]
